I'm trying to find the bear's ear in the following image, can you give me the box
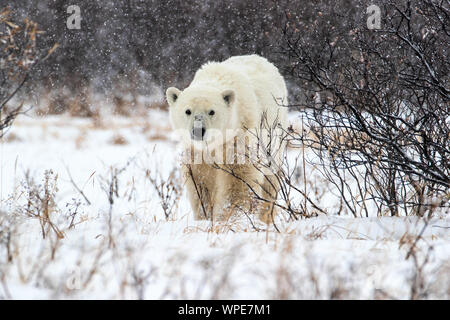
[222,89,235,106]
[166,87,181,106]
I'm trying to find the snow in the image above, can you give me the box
[0,110,448,299]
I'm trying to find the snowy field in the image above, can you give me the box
[0,110,449,299]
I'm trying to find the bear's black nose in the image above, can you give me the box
[192,122,206,141]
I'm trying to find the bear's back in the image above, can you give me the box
[223,55,287,103]
[192,54,286,102]
[222,54,279,80]
[190,54,287,131]
[191,57,250,90]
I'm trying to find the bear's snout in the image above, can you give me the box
[192,119,206,141]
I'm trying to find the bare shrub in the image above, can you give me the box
[0,7,56,136]
[146,167,182,220]
[110,133,128,146]
[279,0,449,217]
[21,170,64,240]
[206,113,330,230]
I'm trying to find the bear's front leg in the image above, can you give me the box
[185,176,208,220]
[211,172,235,221]
[182,164,216,220]
[211,167,264,221]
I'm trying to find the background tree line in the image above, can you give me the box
[5,0,374,111]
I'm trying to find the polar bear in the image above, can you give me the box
[166,54,288,222]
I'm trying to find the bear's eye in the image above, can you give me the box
[209,110,215,116]
[185,109,191,115]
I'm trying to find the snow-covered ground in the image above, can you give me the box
[0,110,448,299]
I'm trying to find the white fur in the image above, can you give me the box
[166,54,288,221]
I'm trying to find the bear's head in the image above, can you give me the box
[166,85,238,150]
